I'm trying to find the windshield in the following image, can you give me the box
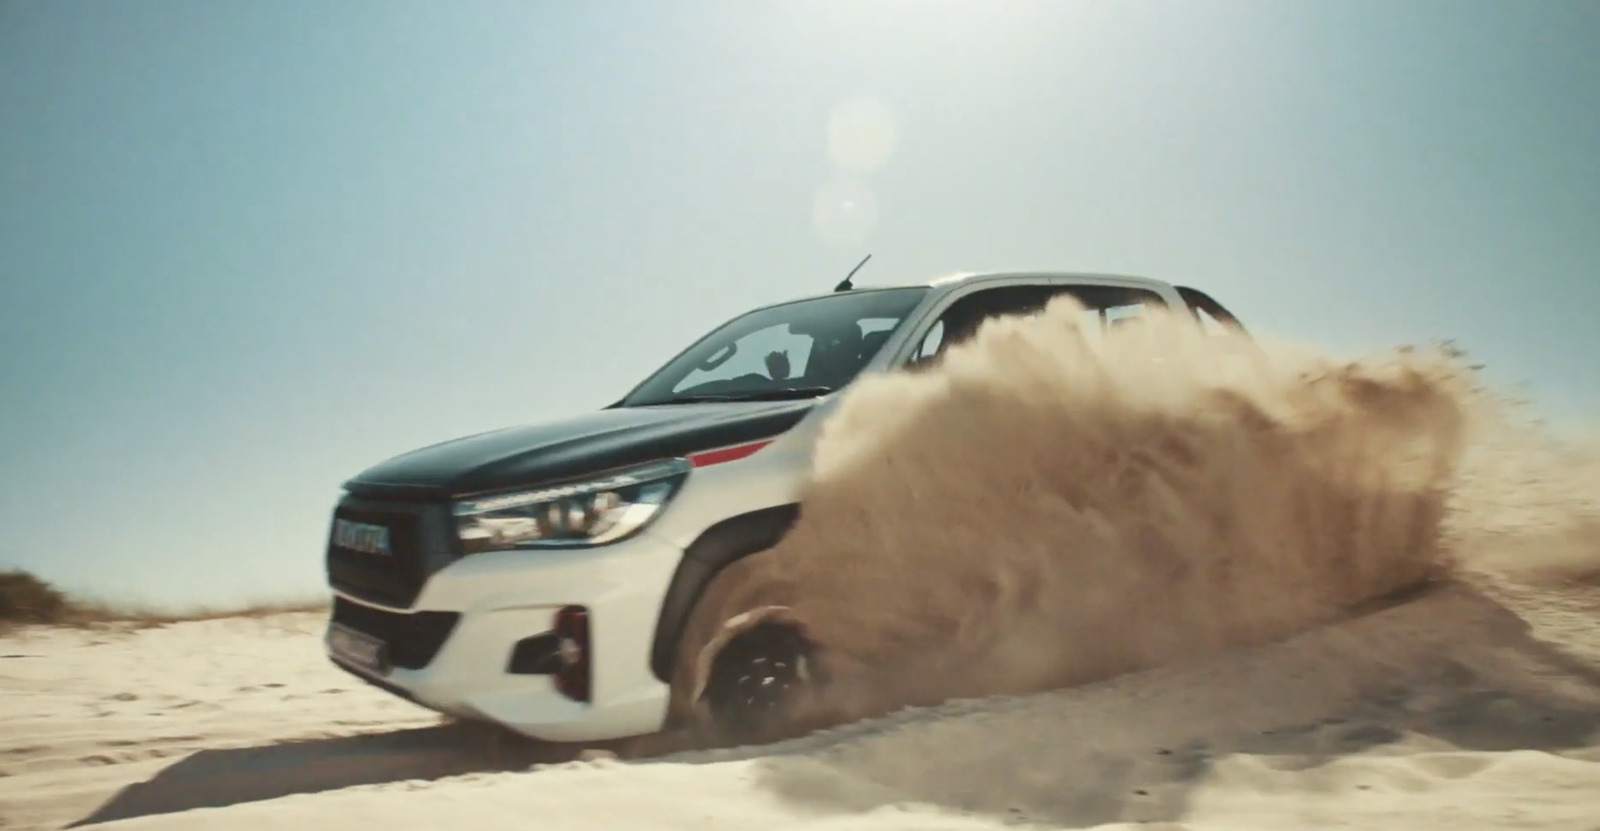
[620,287,931,406]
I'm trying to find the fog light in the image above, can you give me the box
[552,605,591,703]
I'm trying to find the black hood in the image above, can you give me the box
[343,399,820,501]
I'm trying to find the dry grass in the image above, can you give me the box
[0,569,328,635]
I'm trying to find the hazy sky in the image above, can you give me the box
[3,0,1597,606]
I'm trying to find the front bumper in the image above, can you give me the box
[326,528,684,742]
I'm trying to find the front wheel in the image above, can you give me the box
[698,621,815,746]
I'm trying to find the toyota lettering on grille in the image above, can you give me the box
[333,519,392,556]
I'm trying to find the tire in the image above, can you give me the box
[698,621,815,745]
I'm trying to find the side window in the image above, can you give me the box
[1175,286,1246,337]
[1073,287,1166,336]
[1105,303,1147,325]
[906,283,1171,368]
[905,285,1055,367]
[1101,299,1155,339]
[1193,308,1228,336]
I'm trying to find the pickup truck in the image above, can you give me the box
[322,269,1247,743]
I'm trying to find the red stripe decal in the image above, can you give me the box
[688,440,773,468]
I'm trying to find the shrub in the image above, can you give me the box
[0,569,72,625]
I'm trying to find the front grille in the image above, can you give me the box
[331,596,460,670]
[325,498,456,608]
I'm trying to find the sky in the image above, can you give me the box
[2,0,1598,607]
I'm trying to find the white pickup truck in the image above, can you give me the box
[322,269,1247,743]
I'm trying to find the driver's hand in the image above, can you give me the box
[765,350,791,381]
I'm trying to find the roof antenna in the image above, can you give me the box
[834,253,872,292]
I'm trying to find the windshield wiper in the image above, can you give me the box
[657,386,836,404]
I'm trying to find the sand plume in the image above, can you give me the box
[669,294,1531,734]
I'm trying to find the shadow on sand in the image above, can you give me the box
[70,720,617,827]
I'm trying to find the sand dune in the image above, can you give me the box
[6,298,1599,829]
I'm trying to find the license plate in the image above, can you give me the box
[327,623,389,674]
[332,518,392,556]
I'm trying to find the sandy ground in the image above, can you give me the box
[3,573,1598,831]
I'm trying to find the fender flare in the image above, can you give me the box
[648,503,800,683]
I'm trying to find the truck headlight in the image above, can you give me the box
[453,459,691,553]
